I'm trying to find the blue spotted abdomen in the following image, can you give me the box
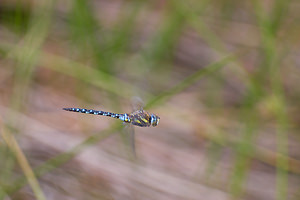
[63,108,121,119]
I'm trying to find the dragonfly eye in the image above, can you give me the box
[150,114,160,127]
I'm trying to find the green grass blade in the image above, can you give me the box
[4,123,122,196]
[145,51,245,109]
[1,126,46,200]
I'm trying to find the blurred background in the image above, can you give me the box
[0,0,300,199]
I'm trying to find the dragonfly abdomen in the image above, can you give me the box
[63,108,121,119]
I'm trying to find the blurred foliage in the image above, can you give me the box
[0,0,299,200]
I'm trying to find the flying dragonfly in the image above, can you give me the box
[63,106,160,157]
[62,107,160,127]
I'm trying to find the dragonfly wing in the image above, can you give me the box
[129,125,136,158]
[131,96,145,111]
[120,123,136,159]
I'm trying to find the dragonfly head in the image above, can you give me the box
[150,114,160,127]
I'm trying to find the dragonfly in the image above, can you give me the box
[62,107,160,127]
[63,106,160,157]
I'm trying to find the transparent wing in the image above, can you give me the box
[131,96,144,111]
[119,123,136,159]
